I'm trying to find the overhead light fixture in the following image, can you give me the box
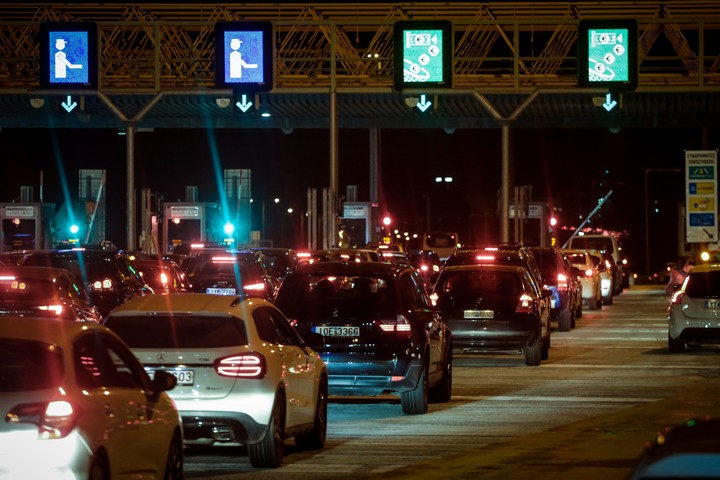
[215,97,231,108]
[261,112,271,118]
[30,98,45,109]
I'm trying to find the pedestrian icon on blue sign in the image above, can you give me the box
[49,31,89,84]
[214,22,273,92]
[228,38,258,79]
[223,31,264,84]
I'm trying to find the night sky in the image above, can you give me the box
[1,125,717,274]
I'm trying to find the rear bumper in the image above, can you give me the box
[322,351,423,396]
[180,411,266,445]
[447,316,540,351]
[669,310,720,344]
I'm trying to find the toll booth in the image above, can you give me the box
[339,202,375,247]
[162,202,218,254]
[0,203,56,252]
[509,202,549,247]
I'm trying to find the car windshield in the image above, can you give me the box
[0,277,56,302]
[105,314,248,348]
[570,237,615,254]
[685,270,720,298]
[276,274,397,320]
[0,338,64,391]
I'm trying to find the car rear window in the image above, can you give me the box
[532,250,560,279]
[105,315,248,348]
[0,277,56,302]
[438,270,520,297]
[685,270,720,298]
[0,338,64,391]
[276,273,397,319]
[23,254,120,282]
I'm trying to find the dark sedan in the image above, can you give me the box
[275,261,453,414]
[433,264,550,366]
[0,266,101,322]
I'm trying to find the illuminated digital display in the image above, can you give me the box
[215,22,273,91]
[39,22,98,89]
[578,20,637,90]
[394,21,452,89]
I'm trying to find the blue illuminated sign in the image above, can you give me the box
[578,20,637,90]
[215,22,273,91]
[39,22,98,89]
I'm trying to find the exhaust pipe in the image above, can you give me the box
[212,426,236,442]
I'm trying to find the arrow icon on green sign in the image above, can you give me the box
[416,94,432,112]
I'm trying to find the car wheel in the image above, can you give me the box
[558,309,571,332]
[294,378,327,450]
[603,294,613,305]
[248,393,285,468]
[524,336,542,366]
[89,452,109,480]
[668,334,686,353]
[428,346,452,404]
[164,432,184,480]
[575,301,583,319]
[401,361,428,414]
[541,333,550,361]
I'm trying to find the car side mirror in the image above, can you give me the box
[150,370,177,392]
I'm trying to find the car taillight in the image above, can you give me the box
[91,278,114,291]
[557,273,568,289]
[6,400,77,440]
[377,314,412,336]
[243,282,266,292]
[214,353,266,379]
[670,290,686,304]
[160,272,169,285]
[34,305,64,315]
[420,264,429,272]
[516,293,535,314]
[585,269,593,277]
[429,292,439,306]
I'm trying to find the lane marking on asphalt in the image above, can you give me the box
[451,395,658,403]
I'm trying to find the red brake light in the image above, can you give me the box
[516,293,535,314]
[243,282,266,292]
[476,255,495,262]
[34,305,64,315]
[557,273,568,288]
[377,314,412,336]
[214,353,266,379]
[7,400,77,439]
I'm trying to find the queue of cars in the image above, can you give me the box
[0,236,628,477]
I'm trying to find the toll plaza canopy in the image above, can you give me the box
[1,1,720,130]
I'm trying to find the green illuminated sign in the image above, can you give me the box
[394,21,452,89]
[578,20,637,90]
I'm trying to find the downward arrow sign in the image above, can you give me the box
[416,94,432,112]
[602,92,617,112]
[236,94,253,112]
[61,95,78,113]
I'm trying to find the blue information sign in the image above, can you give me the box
[215,22,273,92]
[39,22,98,89]
[577,20,637,91]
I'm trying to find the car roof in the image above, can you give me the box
[294,260,404,275]
[0,316,105,342]
[687,263,720,273]
[106,292,270,316]
[0,265,73,280]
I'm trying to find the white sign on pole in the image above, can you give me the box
[686,150,718,243]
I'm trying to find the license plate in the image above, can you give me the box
[464,310,493,319]
[313,326,360,337]
[705,300,720,309]
[207,287,236,295]
[148,369,195,386]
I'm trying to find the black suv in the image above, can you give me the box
[528,247,575,331]
[21,248,150,317]
[275,261,453,414]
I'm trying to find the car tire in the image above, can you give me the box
[524,337,542,366]
[164,432,184,480]
[294,379,328,450]
[89,452,109,480]
[541,334,550,361]
[401,362,429,414]
[248,393,285,468]
[428,346,452,404]
[558,309,571,332]
[668,334,686,353]
[587,296,597,310]
[575,302,583,319]
[603,294,613,305]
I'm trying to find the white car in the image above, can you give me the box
[563,249,602,310]
[104,293,328,468]
[667,263,720,353]
[0,317,183,480]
